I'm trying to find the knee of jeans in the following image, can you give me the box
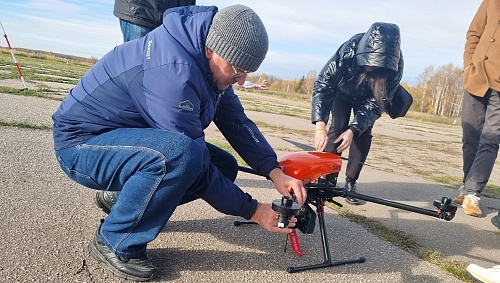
[173,138,205,176]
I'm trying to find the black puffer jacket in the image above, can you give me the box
[311,22,404,136]
[113,0,196,29]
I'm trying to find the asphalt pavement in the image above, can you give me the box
[0,90,498,283]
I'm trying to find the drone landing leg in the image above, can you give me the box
[233,221,256,226]
[287,200,365,273]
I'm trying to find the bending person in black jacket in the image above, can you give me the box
[311,22,404,205]
[114,0,196,42]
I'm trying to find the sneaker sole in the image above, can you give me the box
[464,210,482,217]
[466,269,494,283]
[88,238,156,282]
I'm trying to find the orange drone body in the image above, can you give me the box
[278,151,342,185]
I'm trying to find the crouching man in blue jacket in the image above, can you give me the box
[52,4,306,281]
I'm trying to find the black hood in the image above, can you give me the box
[356,22,401,72]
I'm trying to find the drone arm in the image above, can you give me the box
[349,192,438,217]
[238,166,265,177]
[305,184,456,221]
[345,191,456,221]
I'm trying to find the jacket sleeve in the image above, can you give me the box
[311,40,354,124]
[194,87,269,220]
[463,0,487,68]
[196,163,258,220]
[349,97,382,136]
[387,52,405,100]
[214,87,280,177]
[311,56,338,125]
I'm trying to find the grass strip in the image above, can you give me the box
[0,119,52,130]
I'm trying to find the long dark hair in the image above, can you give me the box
[357,68,389,111]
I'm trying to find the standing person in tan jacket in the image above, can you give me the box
[453,0,500,218]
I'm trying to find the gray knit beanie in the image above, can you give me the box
[206,5,268,72]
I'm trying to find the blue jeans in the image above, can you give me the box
[119,19,153,42]
[462,89,500,195]
[55,128,237,258]
[108,141,238,206]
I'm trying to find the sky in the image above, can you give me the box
[0,0,482,85]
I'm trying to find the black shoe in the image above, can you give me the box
[94,191,118,214]
[88,226,157,281]
[345,181,360,205]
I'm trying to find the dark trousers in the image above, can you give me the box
[462,89,500,195]
[325,97,373,183]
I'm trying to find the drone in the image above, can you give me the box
[236,151,457,273]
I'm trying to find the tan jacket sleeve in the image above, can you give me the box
[463,0,487,68]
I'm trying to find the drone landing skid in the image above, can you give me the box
[233,212,365,273]
[287,201,366,273]
[288,258,366,273]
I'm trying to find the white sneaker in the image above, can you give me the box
[466,264,500,283]
[462,194,482,217]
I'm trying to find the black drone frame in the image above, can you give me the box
[236,166,457,273]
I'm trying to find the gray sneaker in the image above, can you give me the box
[452,185,465,205]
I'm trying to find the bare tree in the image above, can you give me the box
[414,63,462,117]
[302,70,317,98]
[416,66,435,113]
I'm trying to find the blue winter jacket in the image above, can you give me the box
[52,5,279,219]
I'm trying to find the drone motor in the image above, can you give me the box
[272,196,301,228]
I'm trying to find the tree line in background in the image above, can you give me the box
[2,47,465,118]
[0,47,98,64]
[246,62,464,118]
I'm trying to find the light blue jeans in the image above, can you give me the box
[119,19,153,42]
[55,128,238,258]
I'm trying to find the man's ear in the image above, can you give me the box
[205,46,213,59]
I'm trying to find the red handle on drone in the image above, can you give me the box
[289,230,304,256]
